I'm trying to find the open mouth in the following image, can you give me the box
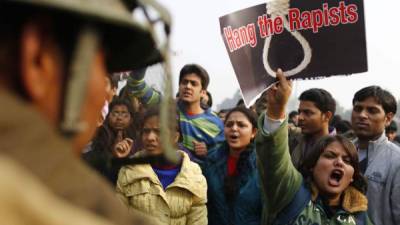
[228,133,239,142]
[182,91,192,96]
[329,169,344,186]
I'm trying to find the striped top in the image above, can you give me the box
[126,73,225,158]
[178,103,225,153]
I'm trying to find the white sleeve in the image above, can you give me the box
[263,116,285,134]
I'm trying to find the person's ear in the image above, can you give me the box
[20,20,62,122]
[251,127,257,139]
[322,111,333,123]
[20,21,56,101]
[384,112,394,127]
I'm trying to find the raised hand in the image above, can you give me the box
[193,140,208,157]
[265,68,293,120]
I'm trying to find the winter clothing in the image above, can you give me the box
[82,124,136,185]
[0,155,115,225]
[255,115,373,225]
[152,165,181,189]
[353,133,400,225]
[116,151,207,225]
[202,142,262,225]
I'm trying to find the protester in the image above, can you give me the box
[385,120,399,145]
[83,97,138,185]
[0,0,162,224]
[290,88,336,169]
[289,110,299,127]
[116,107,207,225]
[202,107,262,225]
[351,86,400,225]
[99,75,119,125]
[256,70,372,225]
[125,64,225,162]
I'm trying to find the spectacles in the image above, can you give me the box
[110,111,130,118]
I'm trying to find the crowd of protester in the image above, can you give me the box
[78,63,400,225]
[2,1,400,224]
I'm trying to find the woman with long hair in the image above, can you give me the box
[202,106,262,225]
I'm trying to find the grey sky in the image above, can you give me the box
[157,0,400,110]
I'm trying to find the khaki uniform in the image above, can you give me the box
[0,91,150,225]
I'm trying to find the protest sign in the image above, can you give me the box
[219,0,367,106]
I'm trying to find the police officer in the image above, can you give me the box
[0,0,166,224]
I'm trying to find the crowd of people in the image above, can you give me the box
[79,63,400,225]
[1,1,400,225]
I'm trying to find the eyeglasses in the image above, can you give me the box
[110,111,131,118]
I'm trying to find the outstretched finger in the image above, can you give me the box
[276,69,288,87]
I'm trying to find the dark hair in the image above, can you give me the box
[110,74,119,88]
[236,99,245,107]
[218,108,230,115]
[107,97,136,120]
[300,135,367,194]
[352,86,397,114]
[224,107,258,129]
[386,121,398,132]
[289,111,299,119]
[179,64,209,90]
[329,115,343,128]
[299,88,336,115]
[206,91,213,107]
[141,106,180,135]
[335,120,352,134]
[142,106,160,128]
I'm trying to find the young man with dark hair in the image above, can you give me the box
[126,63,224,162]
[0,0,162,224]
[290,88,336,168]
[351,85,400,225]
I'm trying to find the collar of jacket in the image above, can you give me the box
[354,132,388,161]
[310,182,368,213]
[207,142,256,166]
[120,151,205,198]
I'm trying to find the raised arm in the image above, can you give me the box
[255,69,302,222]
[124,69,161,107]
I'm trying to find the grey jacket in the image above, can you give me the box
[354,133,400,225]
